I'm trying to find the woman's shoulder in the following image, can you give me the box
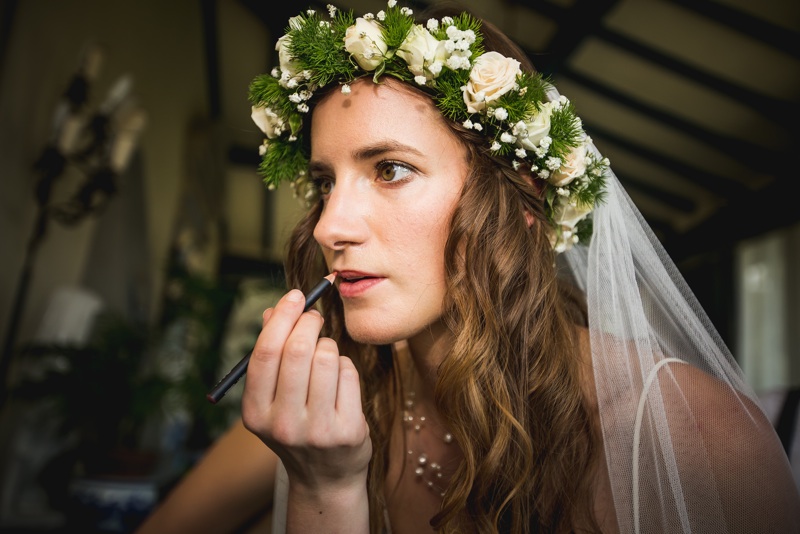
[575,327,776,440]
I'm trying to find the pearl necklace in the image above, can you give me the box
[402,389,454,497]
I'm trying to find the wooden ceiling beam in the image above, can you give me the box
[595,27,798,130]
[669,0,800,59]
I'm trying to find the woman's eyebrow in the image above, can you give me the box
[309,141,424,174]
[308,160,333,176]
[352,140,424,161]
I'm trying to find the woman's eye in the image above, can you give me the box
[313,177,333,195]
[378,161,413,183]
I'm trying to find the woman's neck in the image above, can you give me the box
[400,320,453,405]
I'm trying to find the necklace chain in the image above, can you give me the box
[403,389,454,497]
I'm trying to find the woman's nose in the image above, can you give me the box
[313,180,369,251]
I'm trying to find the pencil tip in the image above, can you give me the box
[325,271,338,283]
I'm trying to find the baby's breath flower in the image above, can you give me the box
[341,84,351,94]
[512,160,520,170]
[327,4,337,17]
[414,75,427,85]
[500,132,516,143]
[400,7,413,15]
[463,119,474,129]
[515,148,527,158]
[427,18,439,31]
[451,55,471,70]
[388,0,397,6]
[491,141,501,151]
[297,103,309,113]
[546,156,562,170]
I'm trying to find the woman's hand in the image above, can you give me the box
[241,288,372,510]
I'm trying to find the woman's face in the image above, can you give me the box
[311,78,468,345]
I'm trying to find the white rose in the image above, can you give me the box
[276,35,300,83]
[463,51,521,113]
[251,105,285,139]
[549,142,588,187]
[552,198,593,229]
[344,17,388,71]
[514,101,556,151]
[397,25,446,81]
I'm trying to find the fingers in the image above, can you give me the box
[245,290,309,409]
[306,338,343,415]
[274,310,326,406]
[336,356,363,417]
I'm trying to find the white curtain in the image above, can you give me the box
[735,221,800,394]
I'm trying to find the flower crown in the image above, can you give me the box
[248,0,608,252]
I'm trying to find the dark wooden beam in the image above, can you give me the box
[200,0,221,119]
[669,0,800,59]
[513,0,621,75]
[584,121,751,197]
[0,0,17,89]
[665,176,800,263]
[560,65,788,176]
[594,27,798,131]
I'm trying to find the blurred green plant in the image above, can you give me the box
[12,311,171,476]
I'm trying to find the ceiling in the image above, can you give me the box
[237,0,800,264]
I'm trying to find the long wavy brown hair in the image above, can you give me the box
[283,6,600,533]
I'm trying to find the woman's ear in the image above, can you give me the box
[524,210,536,228]
[518,167,542,229]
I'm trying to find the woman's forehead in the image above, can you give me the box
[310,78,458,150]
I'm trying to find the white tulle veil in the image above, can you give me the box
[558,86,800,530]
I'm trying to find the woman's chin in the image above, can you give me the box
[342,314,411,346]
[344,325,402,346]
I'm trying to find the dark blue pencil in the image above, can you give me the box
[206,272,337,404]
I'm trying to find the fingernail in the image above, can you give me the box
[287,289,303,302]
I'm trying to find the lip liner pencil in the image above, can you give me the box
[206,272,337,404]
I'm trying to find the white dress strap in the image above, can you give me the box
[633,357,687,534]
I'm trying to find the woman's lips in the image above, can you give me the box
[336,271,385,298]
